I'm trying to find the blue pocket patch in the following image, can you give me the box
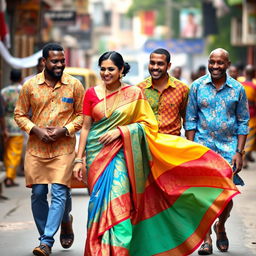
[62,97,74,103]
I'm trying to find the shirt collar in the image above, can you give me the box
[144,75,176,89]
[204,73,233,88]
[37,71,69,86]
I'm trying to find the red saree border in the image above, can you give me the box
[85,230,130,256]
[118,126,137,207]
[87,139,123,192]
[101,243,130,256]
[91,85,145,122]
[97,193,132,236]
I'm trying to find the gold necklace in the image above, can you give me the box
[104,83,123,118]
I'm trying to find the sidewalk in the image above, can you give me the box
[233,164,256,253]
[0,177,88,256]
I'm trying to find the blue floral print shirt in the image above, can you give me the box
[185,74,249,163]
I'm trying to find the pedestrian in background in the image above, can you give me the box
[0,93,7,161]
[22,57,45,83]
[197,65,207,77]
[1,69,23,187]
[73,50,239,256]
[185,48,249,255]
[240,64,256,169]
[172,66,189,84]
[190,70,199,82]
[228,65,239,80]
[14,43,84,256]
[137,48,189,136]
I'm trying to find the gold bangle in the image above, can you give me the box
[74,158,83,164]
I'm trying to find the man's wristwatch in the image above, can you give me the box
[236,148,245,156]
[63,127,69,136]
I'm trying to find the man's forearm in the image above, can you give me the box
[185,130,196,141]
[237,134,247,151]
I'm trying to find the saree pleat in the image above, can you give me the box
[86,151,132,256]
[84,85,239,256]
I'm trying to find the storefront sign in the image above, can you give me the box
[44,10,76,25]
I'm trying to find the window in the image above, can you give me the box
[104,11,111,27]
[93,2,104,26]
[119,14,132,30]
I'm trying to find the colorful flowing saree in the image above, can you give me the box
[85,85,239,256]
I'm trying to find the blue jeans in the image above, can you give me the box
[31,184,72,247]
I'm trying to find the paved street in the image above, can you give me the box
[0,161,256,256]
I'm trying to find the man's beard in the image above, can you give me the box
[45,67,64,79]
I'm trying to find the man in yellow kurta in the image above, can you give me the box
[14,43,84,256]
[1,69,23,187]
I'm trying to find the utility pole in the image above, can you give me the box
[165,0,172,39]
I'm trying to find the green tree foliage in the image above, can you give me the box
[128,0,201,17]
[207,5,246,64]
[127,0,165,25]
[128,0,165,17]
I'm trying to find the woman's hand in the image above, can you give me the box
[98,129,121,145]
[73,157,87,184]
[73,162,84,182]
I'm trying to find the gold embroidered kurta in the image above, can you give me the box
[14,72,84,186]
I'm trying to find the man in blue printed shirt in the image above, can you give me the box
[185,48,249,255]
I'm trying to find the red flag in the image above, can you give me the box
[0,0,10,48]
[0,12,8,39]
[140,11,156,36]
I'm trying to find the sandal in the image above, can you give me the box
[213,221,229,252]
[198,242,213,255]
[4,178,19,187]
[60,214,74,249]
[33,244,51,256]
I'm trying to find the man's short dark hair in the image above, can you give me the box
[10,69,22,82]
[151,48,171,63]
[37,57,44,65]
[42,43,64,59]
[198,65,206,71]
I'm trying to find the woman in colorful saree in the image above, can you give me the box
[240,65,256,169]
[73,51,239,256]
